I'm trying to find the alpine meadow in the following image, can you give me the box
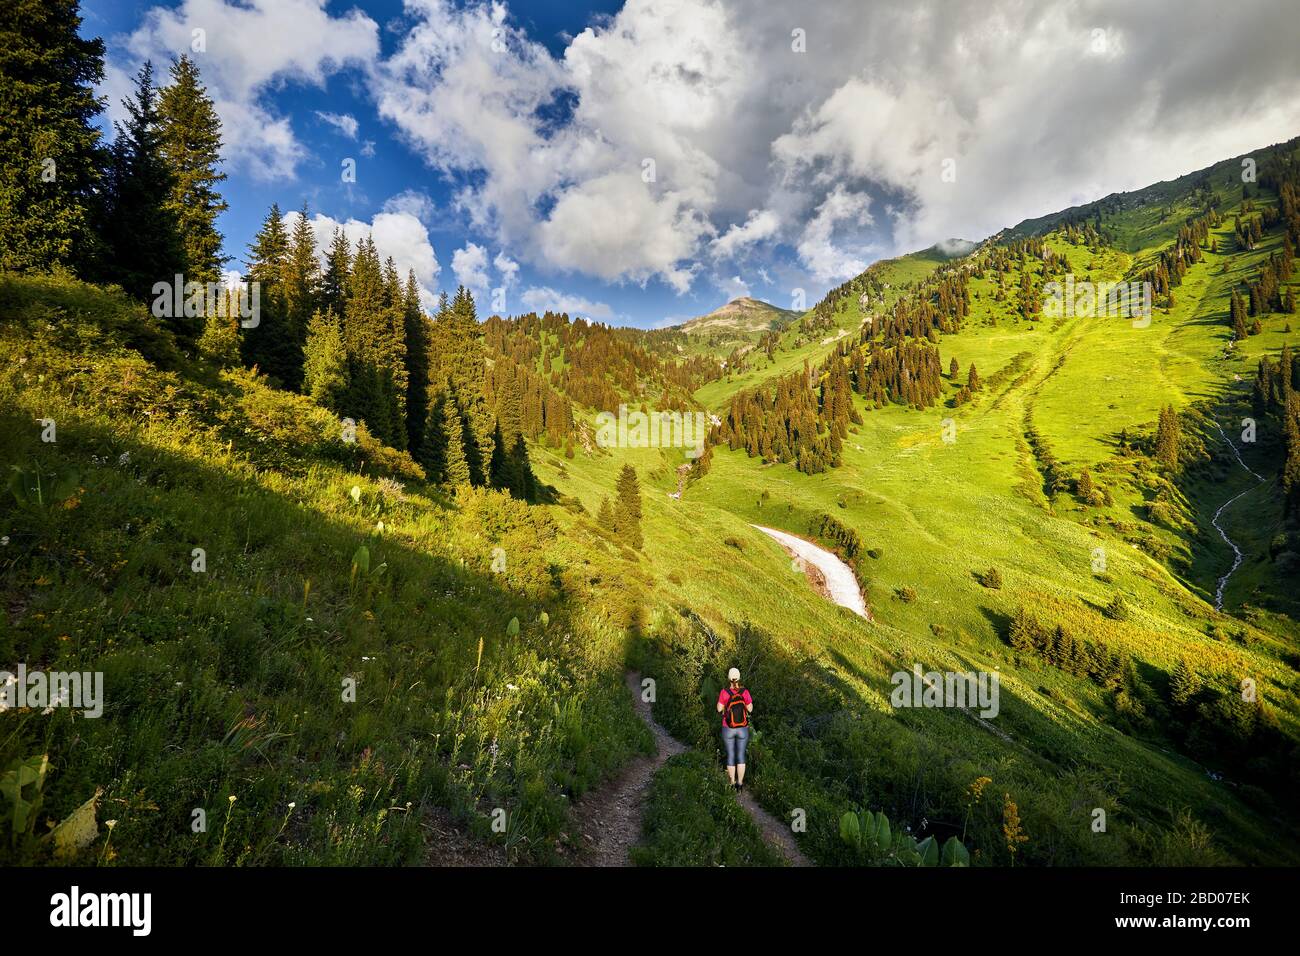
[3,0,1300,905]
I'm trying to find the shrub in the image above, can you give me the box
[811,512,863,562]
[1103,594,1130,621]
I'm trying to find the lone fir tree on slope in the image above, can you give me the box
[614,464,643,550]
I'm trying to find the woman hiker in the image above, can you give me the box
[717,667,753,790]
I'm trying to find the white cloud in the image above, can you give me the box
[519,286,615,321]
[374,0,749,294]
[115,0,1300,306]
[286,206,440,309]
[494,251,520,290]
[715,275,751,300]
[536,172,709,293]
[116,0,380,180]
[316,110,359,139]
[797,185,874,284]
[711,209,780,260]
[382,190,436,223]
[366,0,1300,299]
[451,242,490,298]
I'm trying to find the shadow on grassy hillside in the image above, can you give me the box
[0,278,655,864]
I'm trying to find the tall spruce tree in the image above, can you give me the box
[509,434,536,500]
[156,55,227,285]
[418,388,449,482]
[614,464,643,549]
[1284,403,1300,517]
[278,205,320,390]
[341,236,397,445]
[380,256,410,448]
[242,203,294,382]
[442,391,472,488]
[0,0,106,274]
[320,227,351,318]
[103,62,186,313]
[430,286,493,480]
[404,271,431,453]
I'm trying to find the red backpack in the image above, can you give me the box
[724,688,749,728]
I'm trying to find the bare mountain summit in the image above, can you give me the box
[677,296,801,335]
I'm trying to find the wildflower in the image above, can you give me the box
[1002,793,1028,861]
[966,776,992,806]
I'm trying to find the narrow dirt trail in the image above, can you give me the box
[736,790,812,866]
[570,672,685,866]
[1210,419,1266,610]
[570,671,811,867]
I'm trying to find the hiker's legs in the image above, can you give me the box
[735,727,749,786]
[722,727,741,782]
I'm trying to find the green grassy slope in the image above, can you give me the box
[0,275,654,865]
[5,139,1298,869]
[535,145,1300,867]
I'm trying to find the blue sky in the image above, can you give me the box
[81,0,1300,328]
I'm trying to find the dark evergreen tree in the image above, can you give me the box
[156,55,226,285]
[0,0,106,274]
[1169,658,1201,712]
[103,62,187,315]
[1284,402,1300,517]
[403,271,431,453]
[416,390,447,483]
[276,204,320,390]
[241,203,294,382]
[320,227,351,318]
[340,236,402,445]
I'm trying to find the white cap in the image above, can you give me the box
[727,667,741,681]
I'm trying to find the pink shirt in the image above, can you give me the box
[719,687,752,725]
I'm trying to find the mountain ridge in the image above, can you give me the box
[675,296,801,335]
